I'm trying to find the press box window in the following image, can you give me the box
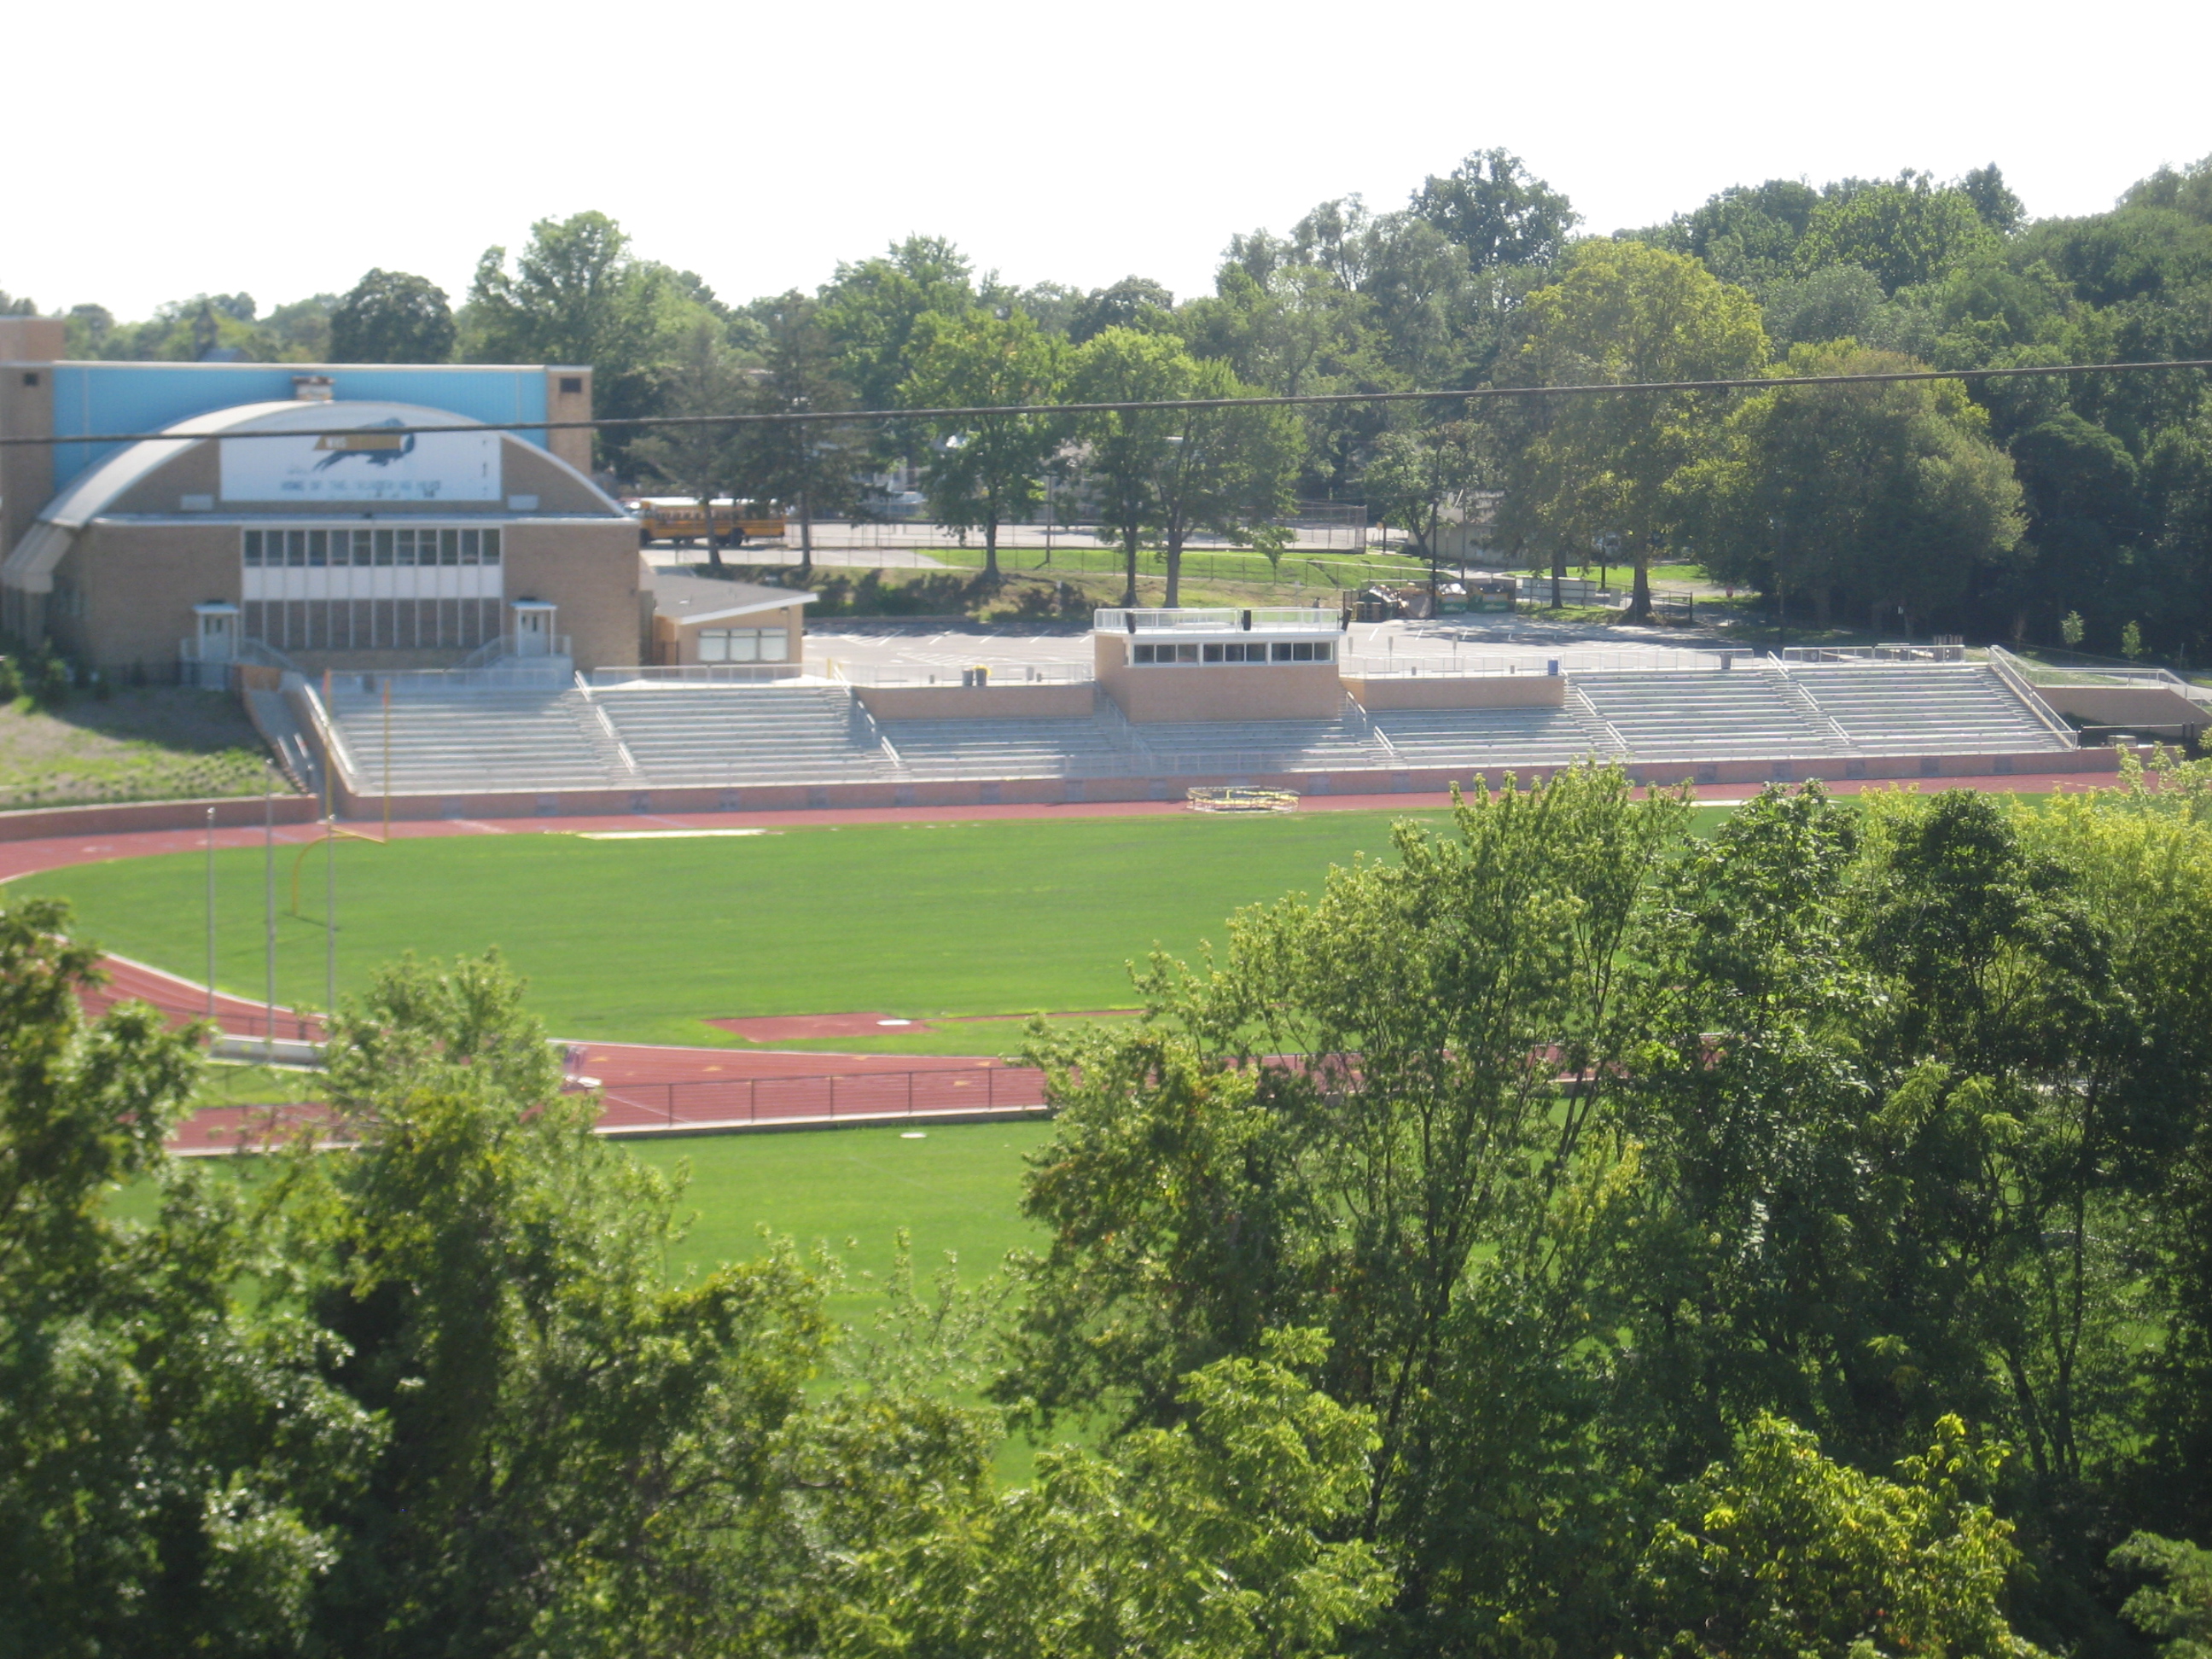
[1132,643,1199,664]
[1271,641,1331,661]
[697,627,789,663]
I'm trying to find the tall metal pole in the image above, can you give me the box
[323,759,336,1027]
[264,782,276,1061]
[204,805,216,1022]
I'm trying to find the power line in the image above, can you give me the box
[3,358,2209,449]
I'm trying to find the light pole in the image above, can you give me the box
[262,777,276,1062]
[204,806,216,1022]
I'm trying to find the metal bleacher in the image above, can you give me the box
[1126,715,1389,776]
[1574,668,1844,760]
[592,684,899,787]
[885,716,1143,780]
[317,656,2074,800]
[1368,702,1621,767]
[326,684,619,795]
[1784,665,2070,754]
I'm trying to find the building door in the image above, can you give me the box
[511,602,555,657]
[195,605,237,662]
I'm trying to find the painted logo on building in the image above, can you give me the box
[311,422,417,470]
[221,422,500,503]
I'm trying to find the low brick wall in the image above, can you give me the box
[1342,674,1566,709]
[0,793,320,842]
[294,745,2136,825]
[856,683,1096,720]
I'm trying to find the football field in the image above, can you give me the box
[11,810,1470,1046]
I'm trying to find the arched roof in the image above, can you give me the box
[35,399,620,529]
[4,399,622,597]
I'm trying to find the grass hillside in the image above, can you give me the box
[0,687,276,811]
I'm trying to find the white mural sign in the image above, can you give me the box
[220,422,500,503]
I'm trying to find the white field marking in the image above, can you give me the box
[572,829,777,840]
[900,1131,927,1138]
[877,1018,913,1026]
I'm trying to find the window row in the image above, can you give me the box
[245,597,504,653]
[696,627,789,663]
[1131,639,1334,665]
[243,527,502,568]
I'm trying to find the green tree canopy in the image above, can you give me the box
[1671,341,2027,632]
[1505,238,1771,617]
[329,269,456,364]
[899,308,1067,579]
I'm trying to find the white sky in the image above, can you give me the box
[12,0,2209,324]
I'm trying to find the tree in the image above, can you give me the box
[1408,147,1579,272]
[844,1330,1392,1659]
[330,269,457,364]
[2110,1533,2212,1659]
[1671,341,2028,633]
[467,211,697,470]
[1796,173,2001,293]
[998,766,1687,1650]
[0,898,374,1658]
[2122,153,2212,224]
[1629,1415,2045,1659]
[1065,327,1194,606]
[1069,276,1176,345]
[818,236,977,413]
[630,317,755,572]
[1507,239,1771,619]
[899,309,1066,580]
[1360,419,1496,591]
[1145,358,1303,606]
[742,292,870,576]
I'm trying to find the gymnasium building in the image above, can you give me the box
[0,317,656,675]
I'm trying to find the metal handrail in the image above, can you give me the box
[1986,646,2087,748]
[291,682,364,795]
[1094,606,1343,633]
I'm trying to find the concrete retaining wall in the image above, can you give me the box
[2036,685,2204,731]
[0,793,321,841]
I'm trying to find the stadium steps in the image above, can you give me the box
[882,713,1144,780]
[1126,714,1390,776]
[1785,665,2071,753]
[1367,703,1623,768]
[325,686,620,794]
[593,684,900,787]
[1574,670,1845,760]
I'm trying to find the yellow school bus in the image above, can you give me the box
[626,498,788,547]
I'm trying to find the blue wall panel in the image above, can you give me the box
[48,364,552,493]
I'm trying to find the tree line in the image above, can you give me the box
[8,147,2211,648]
[11,764,2212,1656]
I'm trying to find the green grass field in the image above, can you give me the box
[637,1122,1051,1316]
[12,812,1451,1045]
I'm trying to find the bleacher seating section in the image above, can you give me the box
[317,662,2073,797]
